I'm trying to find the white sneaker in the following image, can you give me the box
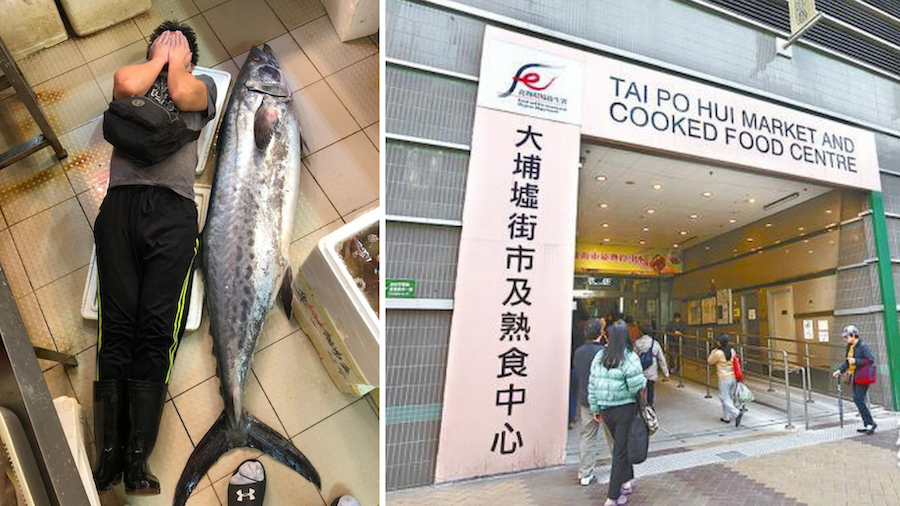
[580,475,594,486]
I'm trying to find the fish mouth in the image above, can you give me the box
[245,84,290,98]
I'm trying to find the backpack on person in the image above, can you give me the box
[639,341,656,370]
[103,95,200,166]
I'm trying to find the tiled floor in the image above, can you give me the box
[387,421,900,505]
[0,1,379,505]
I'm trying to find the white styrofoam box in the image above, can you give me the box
[301,208,380,386]
[58,0,150,36]
[0,0,67,60]
[321,0,379,42]
[82,188,210,331]
[0,406,51,506]
[194,66,231,175]
[52,397,101,506]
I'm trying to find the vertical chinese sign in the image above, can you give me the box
[435,27,584,482]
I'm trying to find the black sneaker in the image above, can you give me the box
[866,423,877,435]
[228,459,265,506]
[331,497,361,506]
[735,411,744,428]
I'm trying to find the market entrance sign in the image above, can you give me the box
[581,57,879,191]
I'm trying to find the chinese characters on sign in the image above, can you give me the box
[492,125,544,454]
[436,104,579,482]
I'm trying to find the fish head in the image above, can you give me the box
[243,44,290,98]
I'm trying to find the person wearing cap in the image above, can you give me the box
[832,325,877,434]
[572,317,613,486]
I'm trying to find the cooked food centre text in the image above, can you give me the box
[607,76,858,173]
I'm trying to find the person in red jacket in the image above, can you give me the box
[832,325,877,434]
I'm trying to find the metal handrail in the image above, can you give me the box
[662,331,812,430]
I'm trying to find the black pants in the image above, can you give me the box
[601,403,637,501]
[94,186,198,383]
[853,383,875,427]
[646,380,655,407]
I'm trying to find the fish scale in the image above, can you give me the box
[173,44,318,506]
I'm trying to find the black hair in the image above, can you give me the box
[584,318,604,341]
[147,20,199,66]
[715,334,733,361]
[624,315,634,325]
[673,312,682,319]
[602,321,633,369]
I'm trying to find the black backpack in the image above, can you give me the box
[103,96,200,166]
[639,341,656,370]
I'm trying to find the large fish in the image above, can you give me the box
[173,44,320,505]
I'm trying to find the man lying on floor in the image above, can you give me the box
[92,20,216,496]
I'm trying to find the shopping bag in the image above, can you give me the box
[734,381,755,404]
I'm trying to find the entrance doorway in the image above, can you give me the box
[569,140,863,459]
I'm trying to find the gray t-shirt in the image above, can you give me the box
[108,73,217,201]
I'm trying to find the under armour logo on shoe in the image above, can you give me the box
[236,488,256,502]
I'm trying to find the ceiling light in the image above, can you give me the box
[639,240,646,245]
[798,227,804,231]
[785,249,791,253]
[829,240,835,245]
[746,238,753,242]
[748,198,757,204]
[808,250,813,254]
[704,246,710,251]
[733,249,738,253]
[765,223,772,227]
[728,218,737,224]
[600,203,608,209]
[764,192,800,211]
[702,191,713,198]
[603,238,610,242]
[673,244,680,248]
[826,209,832,214]
[596,175,607,181]
[652,183,663,190]
[689,213,699,219]
[679,230,688,235]
[602,223,609,228]
[646,208,656,214]
[642,226,650,232]
[804,239,809,243]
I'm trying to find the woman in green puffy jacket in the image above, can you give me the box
[588,320,647,506]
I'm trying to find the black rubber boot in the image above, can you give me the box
[93,380,127,491]
[124,379,167,495]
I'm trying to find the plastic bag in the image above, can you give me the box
[734,381,755,404]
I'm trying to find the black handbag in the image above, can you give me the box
[627,389,654,464]
[103,96,200,166]
[627,403,649,464]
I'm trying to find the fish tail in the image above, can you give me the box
[173,410,320,505]
[173,412,234,506]
[246,411,321,489]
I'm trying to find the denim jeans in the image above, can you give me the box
[853,383,875,427]
[718,377,740,421]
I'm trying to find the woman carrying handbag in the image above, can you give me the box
[707,334,744,427]
[588,321,647,505]
[832,325,877,434]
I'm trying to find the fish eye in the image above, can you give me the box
[252,55,260,62]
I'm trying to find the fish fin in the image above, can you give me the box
[254,101,281,150]
[246,411,321,489]
[173,412,235,506]
[195,230,205,273]
[280,266,293,319]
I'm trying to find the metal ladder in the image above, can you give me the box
[0,34,67,169]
